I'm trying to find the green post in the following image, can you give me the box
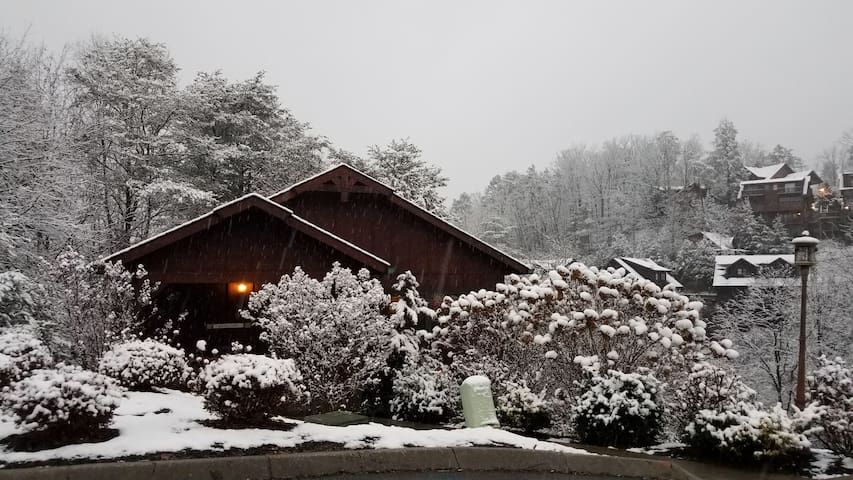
[460,375,500,428]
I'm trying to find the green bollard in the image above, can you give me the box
[460,375,500,428]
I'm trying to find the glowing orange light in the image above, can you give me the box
[236,283,248,293]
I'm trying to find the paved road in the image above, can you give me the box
[325,473,622,480]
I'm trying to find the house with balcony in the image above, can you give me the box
[607,257,682,289]
[738,163,823,232]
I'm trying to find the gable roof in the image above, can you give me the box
[611,257,683,288]
[745,163,791,180]
[269,163,531,273]
[102,193,390,272]
[738,170,823,199]
[713,254,795,288]
[700,231,734,251]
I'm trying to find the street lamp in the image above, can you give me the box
[792,230,819,410]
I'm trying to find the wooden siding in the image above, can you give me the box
[281,191,512,302]
[130,208,377,285]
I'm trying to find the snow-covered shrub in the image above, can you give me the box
[669,361,756,433]
[390,357,458,424]
[809,356,853,455]
[201,354,306,422]
[244,264,391,412]
[1,365,123,438]
[98,339,191,390]
[47,249,157,369]
[496,380,551,432]
[572,365,663,447]
[435,262,734,408]
[0,329,52,386]
[684,401,813,470]
[0,271,49,327]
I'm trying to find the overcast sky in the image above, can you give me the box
[4,0,853,196]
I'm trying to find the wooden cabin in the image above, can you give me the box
[104,164,530,347]
[738,163,823,231]
[712,254,796,301]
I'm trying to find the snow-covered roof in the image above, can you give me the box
[713,254,795,288]
[745,163,788,180]
[611,257,683,288]
[700,232,734,251]
[102,193,391,271]
[738,170,821,199]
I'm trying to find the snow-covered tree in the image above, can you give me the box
[703,118,747,205]
[367,139,448,215]
[179,71,326,200]
[46,249,156,369]
[0,271,49,328]
[672,240,716,290]
[67,36,215,250]
[244,264,392,412]
[808,355,853,455]
[0,35,87,272]
[435,263,735,410]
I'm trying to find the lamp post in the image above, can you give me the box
[792,230,819,410]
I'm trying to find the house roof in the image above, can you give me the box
[700,231,734,251]
[269,163,531,273]
[102,193,391,272]
[611,257,683,288]
[713,254,795,288]
[745,163,789,180]
[738,170,823,198]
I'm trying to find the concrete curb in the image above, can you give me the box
[0,446,720,479]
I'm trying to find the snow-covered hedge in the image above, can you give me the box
[244,265,390,412]
[390,358,458,424]
[496,380,551,432]
[0,271,49,327]
[99,339,191,390]
[0,329,52,386]
[201,354,306,422]
[809,356,853,455]
[572,363,663,447]
[684,401,813,470]
[434,262,735,405]
[1,365,123,437]
[669,361,756,433]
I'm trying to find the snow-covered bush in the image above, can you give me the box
[809,356,853,455]
[435,262,734,406]
[572,364,663,447]
[47,249,157,369]
[684,401,813,470]
[496,380,551,432]
[390,357,458,424]
[244,264,391,412]
[0,329,52,386]
[201,354,306,422]
[669,361,756,433]
[98,339,191,390]
[0,271,49,327]
[1,365,123,438]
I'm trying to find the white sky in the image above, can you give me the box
[4,0,853,196]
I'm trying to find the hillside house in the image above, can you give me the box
[713,254,796,300]
[607,257,682,289]
[738,163,823,232]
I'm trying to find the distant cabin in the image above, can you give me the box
[738,163,823,231]
[712,254,796,301]
[104,164,530,348]
[607,257,682,289]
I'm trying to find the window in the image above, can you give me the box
[784,183,798,194]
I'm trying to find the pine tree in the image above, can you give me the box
[704,119,747,205]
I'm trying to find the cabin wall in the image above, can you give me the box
[282,191,513,302]
[131,209,373,285]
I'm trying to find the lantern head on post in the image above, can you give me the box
[791,230,819,267]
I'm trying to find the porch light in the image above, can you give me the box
[228,281,253,295]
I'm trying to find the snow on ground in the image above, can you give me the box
[0,389,590,465]
[625,442,684,456]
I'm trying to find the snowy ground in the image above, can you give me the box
[0,389,590,466]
